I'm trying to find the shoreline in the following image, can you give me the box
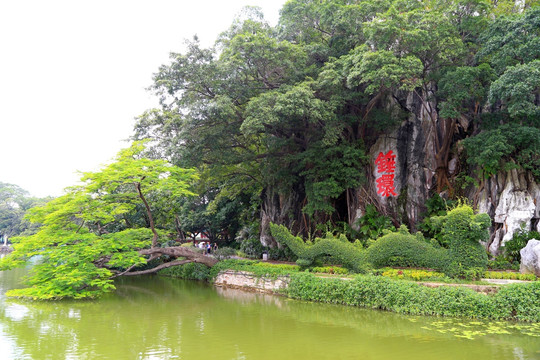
[208,269,540,322]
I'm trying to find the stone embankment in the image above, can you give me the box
[214,270,530,295]
[214,270,289,294]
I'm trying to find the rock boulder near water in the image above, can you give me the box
[520,239,540,276]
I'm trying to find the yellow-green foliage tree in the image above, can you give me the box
[0,142,217,300]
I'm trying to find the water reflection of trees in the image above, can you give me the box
[215,284,540,360]
[0,274,538,360]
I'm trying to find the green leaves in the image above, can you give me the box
[0,142,198,299]
[463,124,540,179]
[477,8,540,75]
[0,182,49,239]
[344,47,423,95]
[438,64,495,119]
[488,60,540,119]
[133,0,540,242]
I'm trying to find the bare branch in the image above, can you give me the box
[122,259,193,276]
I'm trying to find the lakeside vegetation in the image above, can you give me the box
[0,0,539,328]
[159,258,540,322]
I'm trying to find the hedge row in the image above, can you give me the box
[160,260,540,322]
[366,231,447,269]
[270,204,491,280]
[269,223,368,273]
[286,272,540,322]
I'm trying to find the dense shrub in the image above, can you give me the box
[159,262,211,281]
[417,194,455,247]
[432,204,490,279]
[270,223,369,273]
[355,204,395,243]
[287,272,540,322]
[366,227,448,269]
[488,255,519,271]
[501,228,540,263]
[493,282,540,322]
[239,236,265,259]
[268,245,298,262]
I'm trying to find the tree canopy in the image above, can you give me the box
[0,142,216,299]
[3,0,539,300]
[0,182,50,241]
[135,0,540,239]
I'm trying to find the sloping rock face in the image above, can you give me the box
[362,93,540,252]
[364,93,432,231]
[520,239,540,276]
[477,169,540,255]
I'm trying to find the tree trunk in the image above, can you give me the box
[259,185,304,247]
[135,181,159,248]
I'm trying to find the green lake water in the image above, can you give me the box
[1,265,539,360]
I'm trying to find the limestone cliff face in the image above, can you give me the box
[258,90,539,253]
[362,92,435,232]
[478,169,540,254]
[363,93,540,254]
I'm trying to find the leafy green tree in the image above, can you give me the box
[354,1,471,192]
[0,182,50,242]
[135,9,369,240]
[438,64,495,121]
[0,142,216,300]
[134,0,539,245]
[488,60,540,120]
[476,8,540,75]
[462,7,540,180]
[463,124,540,180]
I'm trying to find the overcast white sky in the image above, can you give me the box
[0,0,286,198]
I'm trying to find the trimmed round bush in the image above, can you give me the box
[367,231,448,269]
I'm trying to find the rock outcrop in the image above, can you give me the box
[476,169,540,255]
[364,92,540,254]
[520,239,540,276]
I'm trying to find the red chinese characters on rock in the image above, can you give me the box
[375,150,397,197]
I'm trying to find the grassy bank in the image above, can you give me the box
[287,272,540,322]
[159,260,540,322]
